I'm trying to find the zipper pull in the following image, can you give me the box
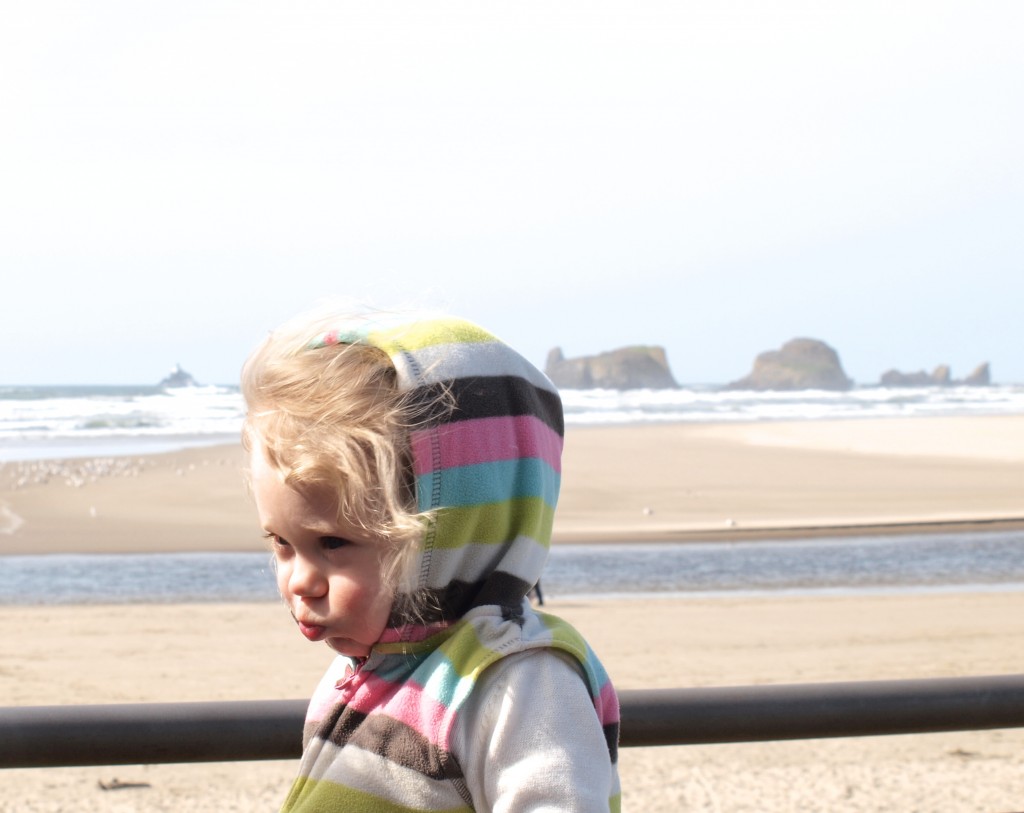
[334,658,364,691]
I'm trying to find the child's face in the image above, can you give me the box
[250,448,394,659]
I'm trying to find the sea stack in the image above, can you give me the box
[159,364,200,388]
[545,346,678,390]
[727,338,853,391]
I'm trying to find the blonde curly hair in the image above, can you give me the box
[241,311,429,595]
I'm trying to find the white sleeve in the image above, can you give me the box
[451,648,620,813]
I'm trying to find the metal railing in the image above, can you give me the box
[3,674,1024,769]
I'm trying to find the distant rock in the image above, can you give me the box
[159,364,200,389]
[879,362,990,387]
[964,363,991,386]
[880,366,946,387]
[545,346,678,390]
[727,338,852,391]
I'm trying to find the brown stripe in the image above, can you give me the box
[604,722,620,763]
[409,375,564,436]
[316,706,464,783]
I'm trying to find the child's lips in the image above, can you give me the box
[295,618,327,641]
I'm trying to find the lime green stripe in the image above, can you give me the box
[537,611,588,661]
[432,497,555,549]
[370,319,495,355]
[438,621,494,678]
[420,626,496,709]
[283,777,471,813]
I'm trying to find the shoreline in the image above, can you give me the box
[554,514,1024,544]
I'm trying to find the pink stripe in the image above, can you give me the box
[346,675,451,746]
[342,671,398,716]
[596,682,620,724]
[379,692,450,745]
[410,415,563,476]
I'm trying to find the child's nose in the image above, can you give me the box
[288,554,328,598]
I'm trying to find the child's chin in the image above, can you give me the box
[326,637,370,658]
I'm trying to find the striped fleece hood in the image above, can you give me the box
[353,315,561,624]
[281,315,620,812]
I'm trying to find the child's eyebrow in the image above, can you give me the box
[303,520,341,536]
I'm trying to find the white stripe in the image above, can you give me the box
[305,739,463,808]
[392,341,559,396]
[423,535,549,591]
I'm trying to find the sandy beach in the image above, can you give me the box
[1,414,1023,810]
[3,414,1024,554]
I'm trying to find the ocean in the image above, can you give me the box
[0,383,243,463]
[1,382,1022,603]
[2,381,1024,463]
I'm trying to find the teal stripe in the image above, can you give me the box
[418,655,474,709]
[411,623,507,709]
[374,652,433,683]
[417,458,559,511]
[360,651,472,712]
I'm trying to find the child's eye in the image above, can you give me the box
[322,536,349,550]
[263,532,289,548]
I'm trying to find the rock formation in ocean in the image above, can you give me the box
[879,367,945,387]
[880,362,991,387]
[727,338,852,391]
[159,364,200,389]
[964,362,991,386]
[545,346,678,390]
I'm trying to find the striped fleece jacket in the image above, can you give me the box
[280,316,621,812]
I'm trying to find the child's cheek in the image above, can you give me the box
[275,561,294,599]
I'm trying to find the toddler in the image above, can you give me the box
[242,310,620,812]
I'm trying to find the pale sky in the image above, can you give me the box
[2,1,1022,386]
